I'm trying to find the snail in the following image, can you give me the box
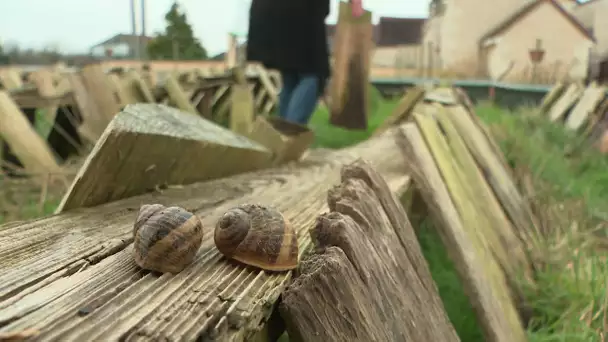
[214,204,299,271]
[132,204,204,274]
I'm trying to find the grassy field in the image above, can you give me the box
[476,103,608,341]
[1,95,607,340]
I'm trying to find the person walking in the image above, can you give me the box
[246,0,331,126]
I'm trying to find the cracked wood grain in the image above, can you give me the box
[280,159,458,342]
[0,131,409,341]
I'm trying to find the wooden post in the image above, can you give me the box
[225,33,238,69]
[230,66,255,136]
[0,92,62,180]
[327,1,373,130]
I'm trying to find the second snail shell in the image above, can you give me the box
[214,204,299,271]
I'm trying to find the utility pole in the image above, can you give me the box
[130,0,139,59]
[140,0,147,61]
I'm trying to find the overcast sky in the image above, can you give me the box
[0,0,430,57]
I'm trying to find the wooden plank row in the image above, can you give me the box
[0,65,281,178]
[0,127,407,340]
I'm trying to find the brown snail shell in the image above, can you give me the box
[133,204,204,274]
[214,204,299,271]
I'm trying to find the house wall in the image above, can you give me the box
[372,45,423,69]
[425,0,527,75]
[90,43,132,58]
[421,16,442,69]
[486,1,593,83]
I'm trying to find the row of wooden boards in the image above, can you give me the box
[540,81,607,133]
[1,86,538,341]
[0,63,282,179]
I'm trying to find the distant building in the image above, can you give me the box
[325,17,426,52]
[328,17,427,70]
[89,34,153,59]
[423,0,595,83]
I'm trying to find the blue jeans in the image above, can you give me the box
[278,72,320,125]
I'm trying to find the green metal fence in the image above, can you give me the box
[371,77,552,110]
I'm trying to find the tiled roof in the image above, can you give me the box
[482,0,595,43]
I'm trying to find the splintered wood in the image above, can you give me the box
[395,87,539,342]
[281,160,458,341]
[0,125,410,341]
[57,104,273,213]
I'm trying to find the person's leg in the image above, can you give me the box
[278,71,299,120]
[284,74,320,125]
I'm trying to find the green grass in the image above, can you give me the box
[416,220,485,341]
[476,102,608,341]
[308,98,397,148]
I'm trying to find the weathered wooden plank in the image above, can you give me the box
[140,65,157,90]
[453,87,513,174]
[424,87,458,105]
[585,97,608,139]
[107,73,132,109]
[230,83,255,135]
[247,117,314,166]
[163,75,199,115]
[0,68,23,90]
[65,73,108,143]
[0,91,62,177]
[127,71,155,104]
[443,105,541,242]
[230,68,255,136]
[56,104,274,213]
[539,82,565,114]
[565,82,606,131]
[281,160,458,341]
[548,83,582,122]
[372,85,425,136]
[80,64,122,123]
[0,131,407,341]
[28,69,58,98]
[328,2,373,130]
[396,123,527,342]
[254,64,279,104]
[8,87,74,109]
[434,108,533,288]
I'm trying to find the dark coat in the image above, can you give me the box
[246,0,331,79]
